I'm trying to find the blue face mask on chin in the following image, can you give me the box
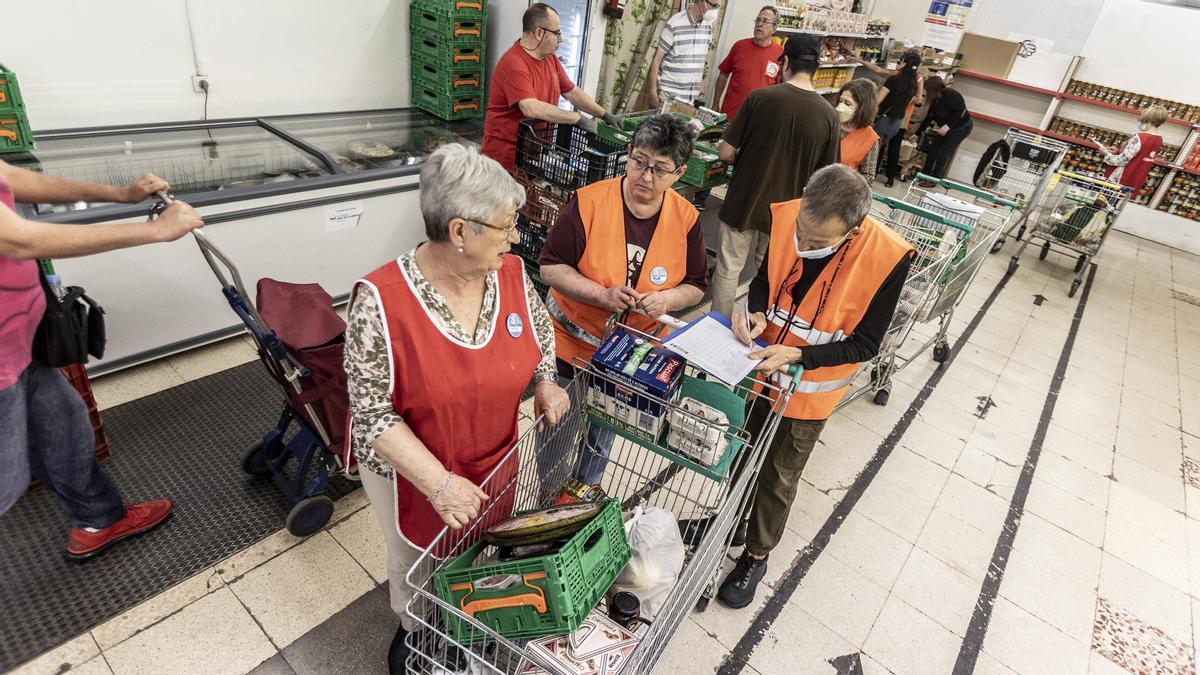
[1137,122,1147,132]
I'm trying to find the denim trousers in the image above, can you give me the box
[0,361,126,528]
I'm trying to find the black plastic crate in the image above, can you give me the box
[515,120,628,190]
[514,214,550,262]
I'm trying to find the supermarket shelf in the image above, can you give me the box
[956,69,1197,128]
[818,62,860,69]
[1153,159,1200,178]
[816,87,841,95]
[776,27,889,39]
[968,112,1096,147]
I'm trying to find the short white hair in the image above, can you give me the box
[419,144,526,241]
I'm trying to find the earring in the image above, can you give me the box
[457,242,464,253]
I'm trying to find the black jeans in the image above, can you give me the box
[884,130,904,181]
[921,119,973,179]
[0,361,125,528]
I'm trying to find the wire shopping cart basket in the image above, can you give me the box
[979,128,1071,252]
[1007,170,1131,296]
[900,174,1020,362]
[403,318,798,674]
[837,194,972,408]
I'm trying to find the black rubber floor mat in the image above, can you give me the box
[0,361,358,671]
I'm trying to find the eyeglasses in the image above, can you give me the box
[466,216,519,236]
[627,155,681,180]
[539,26,563,38]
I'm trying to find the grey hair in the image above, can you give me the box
[760,5,778,20]
[630,114,696,170]
[800,164,872,233]
[419,144,525,241]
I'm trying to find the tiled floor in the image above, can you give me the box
[11,209,1200,674]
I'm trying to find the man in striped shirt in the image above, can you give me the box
[647,0,722,108]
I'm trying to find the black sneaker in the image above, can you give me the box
[388,624,409,674]
[717,552,768,609]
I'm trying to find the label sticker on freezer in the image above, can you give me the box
[326,201,364,231]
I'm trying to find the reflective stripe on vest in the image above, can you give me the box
[763,199,914,420]
[549,177,698,363]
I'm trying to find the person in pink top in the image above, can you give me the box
[0,159,203,560]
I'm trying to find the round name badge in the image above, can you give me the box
[506,313,524,338]
[649,266,668,286]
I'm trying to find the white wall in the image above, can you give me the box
[5,0,409,130]
[1077,0,1200,103]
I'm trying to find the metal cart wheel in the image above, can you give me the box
[1016,224,1026,240]
[1068,279,1081,298]
[990,237,1005,254]
[932,342,950,363]
[873,389,890,406]
[1074,255,1087,273]
[286,495,334,537]
[1039,242,1051,260]
[695,595,711,613]
[1007,257,1020,275]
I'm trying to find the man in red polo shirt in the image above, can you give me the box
[482,3,620,172]
[714,6,784,119]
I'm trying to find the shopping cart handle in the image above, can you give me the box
[870,193,974,234]
[912,173,1020,209]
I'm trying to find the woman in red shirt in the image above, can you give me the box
[1101,106,1167,192]
[714,7,784,119]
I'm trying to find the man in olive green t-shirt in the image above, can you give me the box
[711,34,840,317]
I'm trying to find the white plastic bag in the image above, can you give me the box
[609,506,685,619]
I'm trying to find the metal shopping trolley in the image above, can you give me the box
[900,174,1019,362]
[150,192,348,537]
[838,194,972,408]
[403,317,798,674]
[1007,170,1131,296]
[979,128,1071,252]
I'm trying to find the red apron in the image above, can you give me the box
[355,253,541,549]
[1104,132,1163,191]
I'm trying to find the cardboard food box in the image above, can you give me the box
[957,33,1020,78]
[587,330,685,441]
[521,610,640,675]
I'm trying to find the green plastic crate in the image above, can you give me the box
[681,143,730,188]
[410,5,487,44]
[411,61,484,98]
[0,66,25,113]
[412,0,487,19]
[433,499,630,644]
[0,114,34,154]
[411,36,485,69]
[412,85,482,121]
[596,122,633,147]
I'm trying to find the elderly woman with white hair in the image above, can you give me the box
[344,144,569,673]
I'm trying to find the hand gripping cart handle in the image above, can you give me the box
[148,190,333,451]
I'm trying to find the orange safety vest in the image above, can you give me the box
[548,177,698,364]
[763,199,914,420]
[840,126,880,171]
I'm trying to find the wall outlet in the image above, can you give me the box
[192,76,210,93]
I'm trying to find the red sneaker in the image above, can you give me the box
[66,499,174,561]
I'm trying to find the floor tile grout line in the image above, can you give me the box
[952,262,1099,674]
[715,265,1016,675]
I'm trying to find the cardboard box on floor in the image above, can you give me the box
[958,33,1021,78]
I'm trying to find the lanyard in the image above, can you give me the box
[770,245,849,346]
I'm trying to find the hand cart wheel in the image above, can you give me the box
[286,495,334,537]
[1074,255,1087,273]
[873,388,890,406]
[241,441,273,477]
[1039,242,1050,260]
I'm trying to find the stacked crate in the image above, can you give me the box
[0,63,34,154]
[410,0,486,121]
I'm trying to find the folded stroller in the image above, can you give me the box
[154,193,351,536]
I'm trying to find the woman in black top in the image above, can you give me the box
[917,76,973,181]
[871,51,921,187]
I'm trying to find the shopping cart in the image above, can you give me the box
[979,128,1071,253]
[837,194,972,408]
[150,192,347,537]
[1007,170,1130,296]
[404,317,798,674]
[900,174,1019,361]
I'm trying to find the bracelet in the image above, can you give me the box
[533,371,557,385]
[428,472,455,504]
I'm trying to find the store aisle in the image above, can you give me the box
[8,227,1200,675]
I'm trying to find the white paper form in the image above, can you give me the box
[662,313,763,385]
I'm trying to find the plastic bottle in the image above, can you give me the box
[46,274,67,301]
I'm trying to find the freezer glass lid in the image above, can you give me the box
[10,124,329,214]
[268,110,482,173]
